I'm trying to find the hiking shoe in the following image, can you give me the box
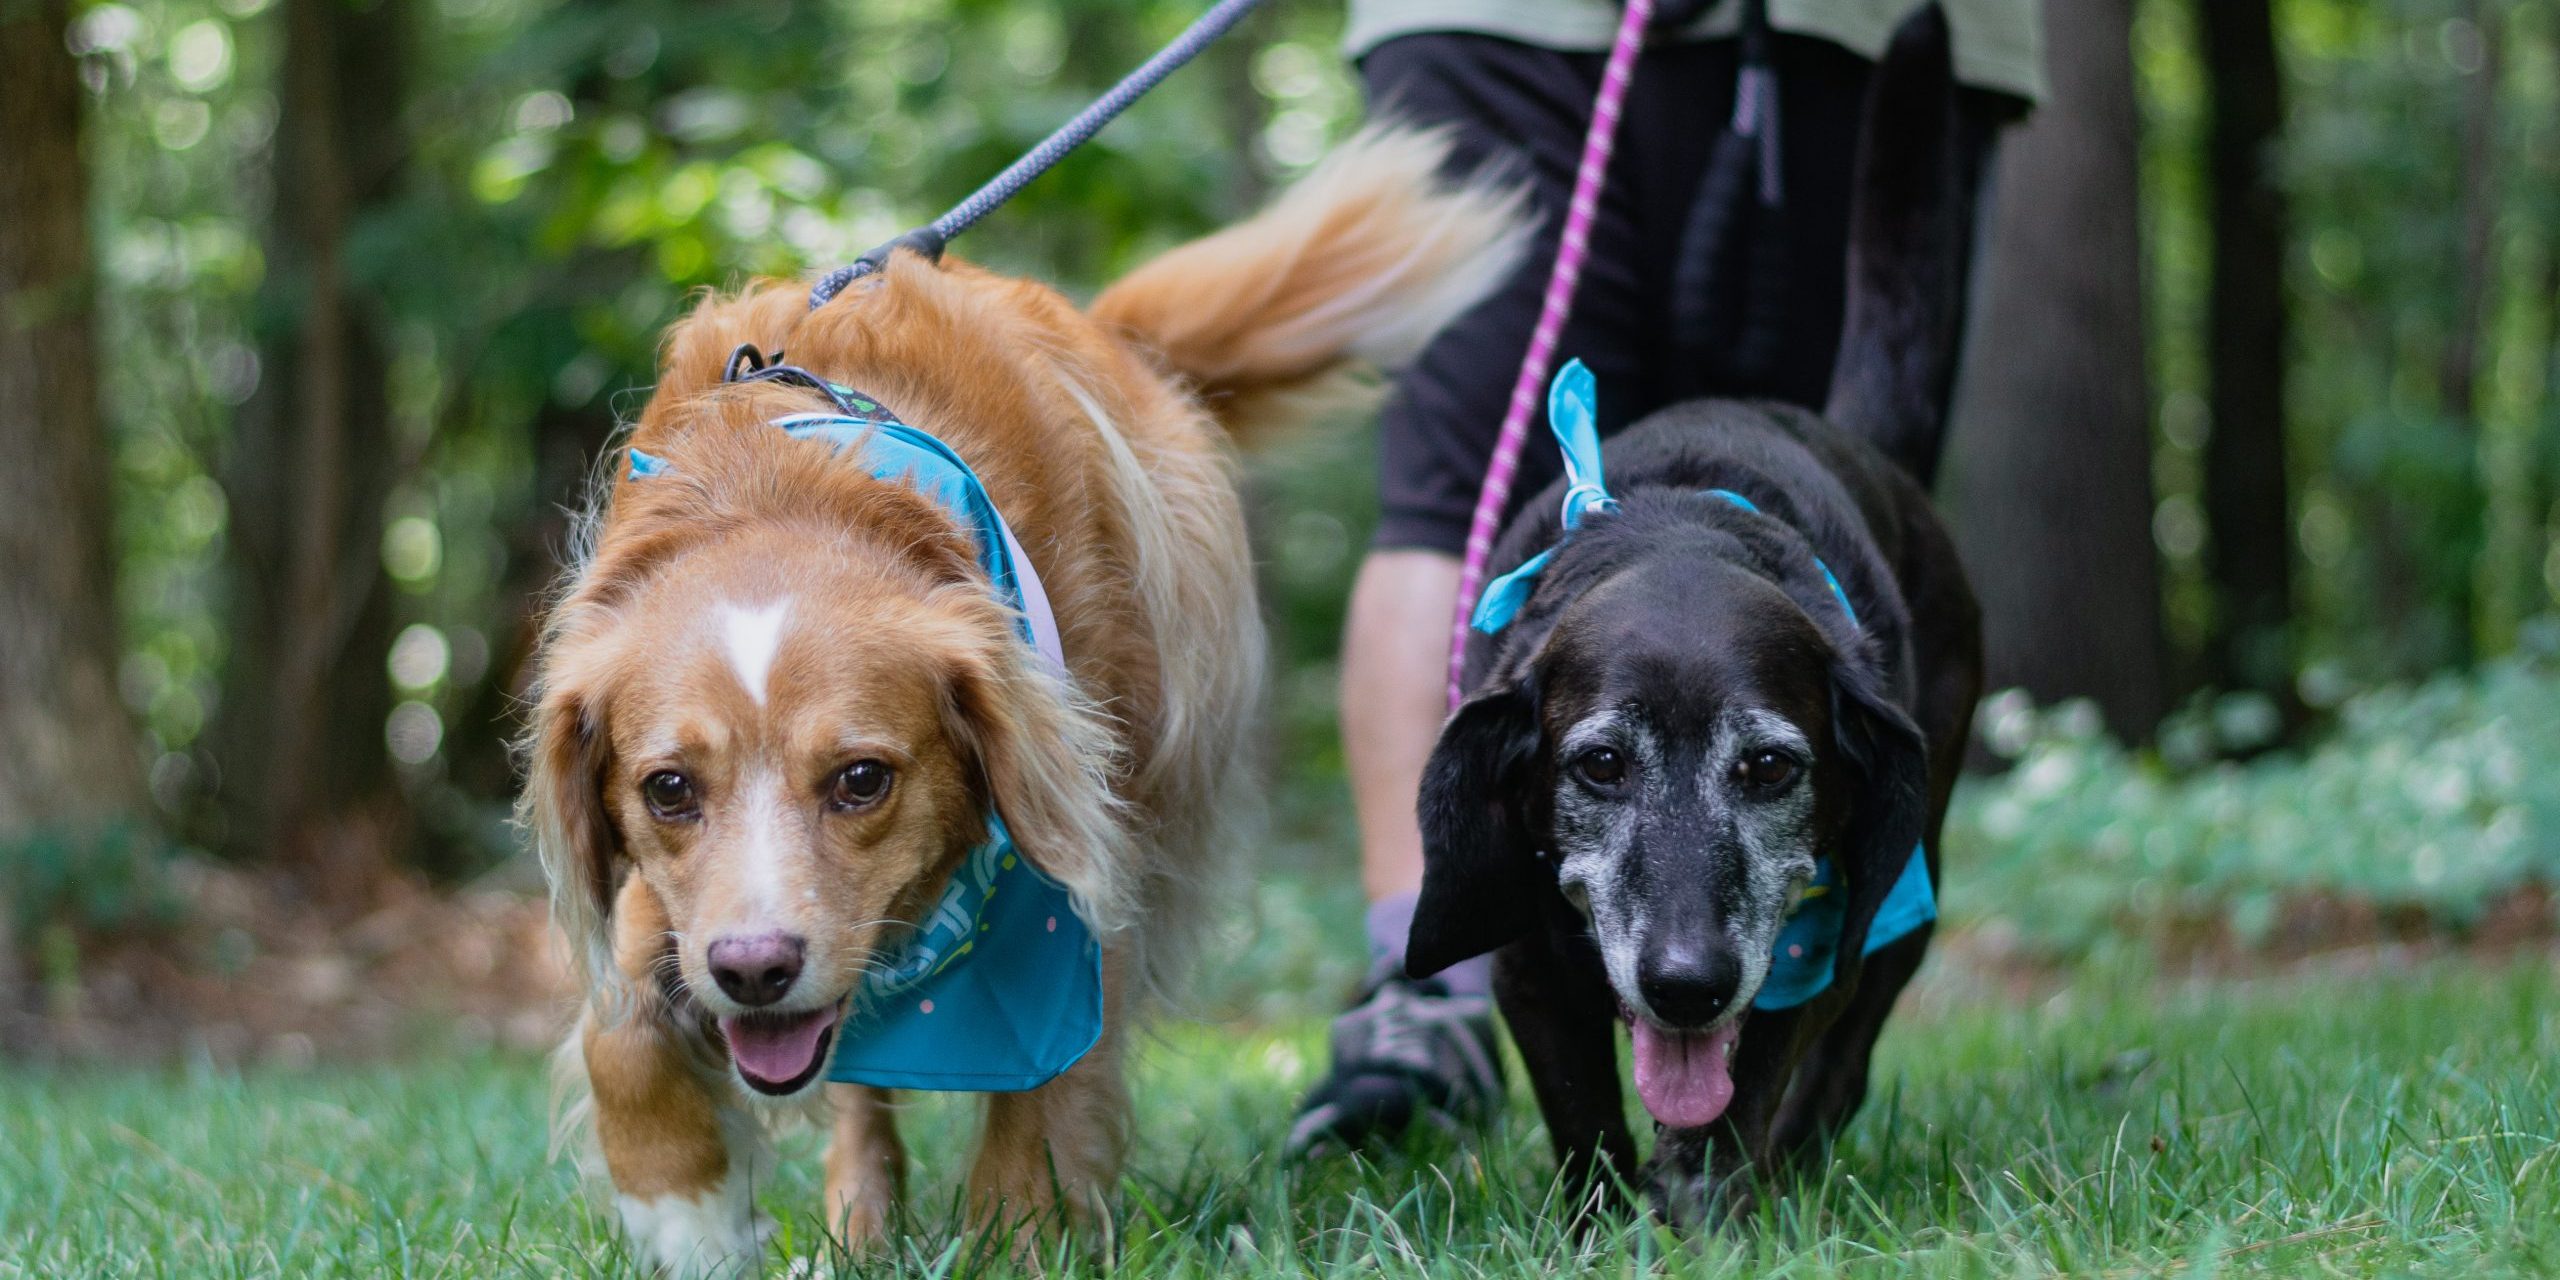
[1286,961,1504,1158]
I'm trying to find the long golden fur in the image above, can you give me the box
[522,128,1525,1274]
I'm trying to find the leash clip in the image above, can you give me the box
[809,226,951,310]
[722,343,781,383]
[720,348,889,422]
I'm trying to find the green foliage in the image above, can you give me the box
[0,822,178,944]
[80,0,1361,860]
[9,960,2560,1274]
[1950,636,2560,960]
[62,0,2560,883]
[2136,0,2560,685]
[1249,413,1381,780]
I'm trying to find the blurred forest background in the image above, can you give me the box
[1,0,2556,1053]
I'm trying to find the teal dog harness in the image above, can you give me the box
[1469,360,1935,1011]
[628,351,1102,1092]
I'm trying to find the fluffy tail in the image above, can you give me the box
[1823,3,1967,486]
[1090,127,1531,439]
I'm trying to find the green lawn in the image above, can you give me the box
[6,956,2558,1277]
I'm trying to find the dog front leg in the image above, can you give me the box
[1769,930,1932,1164]
[1642,1007,1808,1228]
[1495,939,1637,1224]
[583,879,771,1277]
[823,1082,906,1250]
[967,1013,1128,1249]
[583,1007,771,1277]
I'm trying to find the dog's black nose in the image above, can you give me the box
[1636,941,1741,1026]
[708,932,805,1007]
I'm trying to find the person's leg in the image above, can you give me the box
[1340,550,1460,905]
[1288,548,1499,1157]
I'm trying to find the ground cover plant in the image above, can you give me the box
[1949,647,2560,962]
[7,953,2557,1278]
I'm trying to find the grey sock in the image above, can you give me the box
[1365,891,1493,999]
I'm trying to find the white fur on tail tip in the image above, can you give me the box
[1291,126,1537,369]
[1089,124,1533,426]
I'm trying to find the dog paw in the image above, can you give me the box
[1640,1133,1770,1232]
[617,1179,772,1278]
[1639,1152,1713,1231]
[822,1180,898,1255]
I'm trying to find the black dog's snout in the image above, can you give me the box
[1636,941,1742,1026]
[708,932,806,1007]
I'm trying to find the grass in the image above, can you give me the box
[6,955,2560,1277]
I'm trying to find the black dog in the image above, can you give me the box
[1406,5,1984,1223]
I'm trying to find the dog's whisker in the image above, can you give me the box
[840,916,920,936]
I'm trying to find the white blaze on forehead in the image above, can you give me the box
[717,600,793,707]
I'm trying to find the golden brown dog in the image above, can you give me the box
[522,130,1523,1274]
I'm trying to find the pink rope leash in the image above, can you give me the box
[1446,0,1655,708]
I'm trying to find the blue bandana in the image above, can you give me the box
[1469,360,1935,1011]
[627,374,1101,1092]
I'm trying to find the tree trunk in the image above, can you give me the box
[2196,0,2299,724]
[1,0,144,1028]
[1944,0,2168,741]
[211,0,411,893]
[0,3,145,831]
[2433,0,2500,667]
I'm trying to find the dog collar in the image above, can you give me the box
[627,358,1102,1092]
[1472,360,1863,637]
[1468,360,1933,1011]
[1757,843,1933,1009]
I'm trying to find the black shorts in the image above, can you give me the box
[1361,32,1905,555]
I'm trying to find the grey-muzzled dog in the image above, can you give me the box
[1406,3,1986,1225]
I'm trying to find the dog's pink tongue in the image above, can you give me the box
[719,1009,836,1086]
[1630,1021,1740,1129]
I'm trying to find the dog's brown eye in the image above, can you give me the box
[1574,747,1627,788]
[829,759,893,811]
[1736,751,1799,792]
[641,771,697,820]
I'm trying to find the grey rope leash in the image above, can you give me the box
[809,0,1269,309]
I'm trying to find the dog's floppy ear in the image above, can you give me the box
[1827,658,1931,988]
[937,593,1138,938]
[1408,681,1546,978]
[523,676,622,994]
